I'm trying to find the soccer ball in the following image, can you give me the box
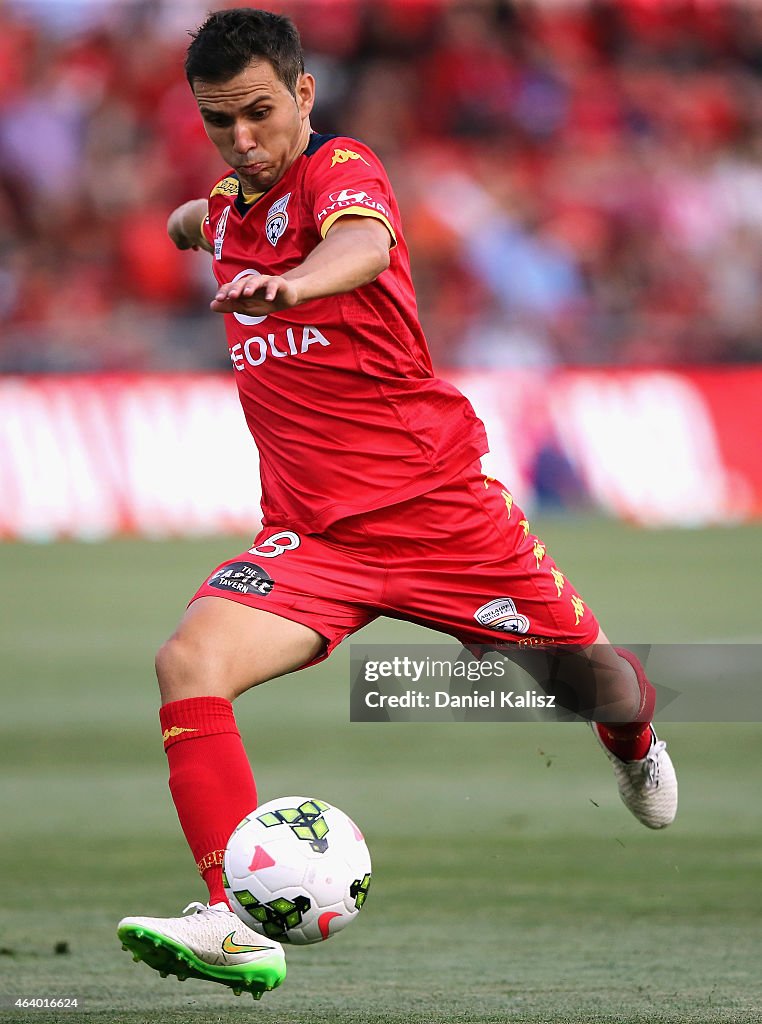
[223,796,372,944]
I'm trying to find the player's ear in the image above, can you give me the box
[295,73,315,118]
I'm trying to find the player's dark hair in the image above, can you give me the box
[185,8,305,94]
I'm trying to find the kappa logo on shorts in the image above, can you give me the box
[571,595,586,625]
[474,598,530,635]
[207,561,275,597]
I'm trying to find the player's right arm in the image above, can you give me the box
[167,198,212,253]
[210,215,390,315]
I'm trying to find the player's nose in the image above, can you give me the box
[232,121,257,154]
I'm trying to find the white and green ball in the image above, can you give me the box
[224,796,372,944]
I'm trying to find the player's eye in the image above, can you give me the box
[250,108,270,120]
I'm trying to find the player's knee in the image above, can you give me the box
[154,636,191,699]
[602,690,641,724]
[155,633,225,703]
[592,668,641,723]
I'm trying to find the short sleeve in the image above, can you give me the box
[307,139,398,247]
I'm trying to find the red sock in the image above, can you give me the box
[595,647,655,762]
[160,696,258,907]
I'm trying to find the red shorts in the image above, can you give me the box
[190,462,600,664]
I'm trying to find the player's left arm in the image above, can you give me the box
[210,215,391,316]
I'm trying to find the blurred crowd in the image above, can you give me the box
[3,0,762,372]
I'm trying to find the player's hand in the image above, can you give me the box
[210,275,301,315]
[167,199,210,251]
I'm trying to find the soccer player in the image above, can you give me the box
[117,8,678,1000]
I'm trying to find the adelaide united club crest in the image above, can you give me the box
[265,192,291,246]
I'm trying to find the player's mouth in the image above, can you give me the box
[238,161,268,174]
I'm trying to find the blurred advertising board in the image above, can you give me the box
[1,368,760,540]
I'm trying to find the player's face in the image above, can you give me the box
[193,59,315,193]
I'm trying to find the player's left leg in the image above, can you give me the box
[590,643,677,830]
[508,630,677,829]
[366,462,677,828]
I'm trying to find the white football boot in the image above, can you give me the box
[118,901,286,999]
[593,724,678,829]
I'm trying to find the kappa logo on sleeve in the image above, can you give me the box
[331,148,370,167]
[207,561,275,596]
[211,176,240,198]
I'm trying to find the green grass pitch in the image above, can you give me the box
[1,519,761,1023]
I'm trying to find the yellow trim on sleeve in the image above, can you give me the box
[320,206,397,247]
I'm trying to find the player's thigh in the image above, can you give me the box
[383,466,601,648]
[157,528,380,703]
[156,596,324,703]
[416,472,635,713]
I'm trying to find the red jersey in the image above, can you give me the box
[203,132,488,533]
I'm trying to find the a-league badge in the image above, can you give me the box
[214,205,230,261]
[266,192,291,246]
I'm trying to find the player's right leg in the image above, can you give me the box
[118,597,324,999]
[154,597,325,905]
